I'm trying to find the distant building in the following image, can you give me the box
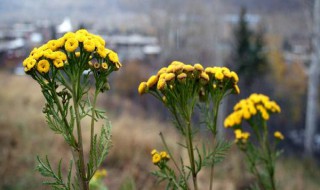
[102,34,161,60]
[282,35,311,69]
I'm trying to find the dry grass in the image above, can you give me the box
[0,70,320,190]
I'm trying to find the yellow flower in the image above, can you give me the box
[25,57,37,69]
[157,79,166,90]
[165,73,175,82]
[44,49,57,59]
[222,67,231,78]
[241,132,250,140]
[83,39,96,52]
[274,131,284,140]
[108,50,119,63]
[93,63,100,69]
[147,75,158,88]
[56,37,65,47]
[38,44,49,51]
[65,38,79,52]
[63,32,76,40]
[233,85,240,94]
[213,83,217,89]
[151,149,158,155]
[93,35,106,47]
[75,33,87,43]
[97,46,108,58]
[152,153,161,164]
[234,129,242,140]
[47,40,60,51]
[243,109,251,120]
[160,151,168,158]
[205,67,214,74]
[160,151,170,160]
[162,96,167,103]
[138,82,148,95]
[56,51,67,61]
[101,62,108,70]
[215,71,224,80]
[75,29,89,36]
[231,71,239,83]
[75,52,81,57]
[200,72,209,82]
[32,50,43,60]
[171,60,184,66]
[157,67,167,76]
[194,63,204,71]
[166,65,175,73]
[53,59,64,68]
[108,51,122,69]
[177,72,187,83]
[37,59,50,74]
[92,169,107,180]
[183,64,194,72]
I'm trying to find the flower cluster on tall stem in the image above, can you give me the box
[139,61,239,190]
[24,29,122,190]
[224,93,283,190]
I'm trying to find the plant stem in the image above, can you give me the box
[185,121,198,190]
[159,132,184,178]
[90,90,99,155]
[262,122,276,190]
[72,76,88,190]
[209,100,220,190]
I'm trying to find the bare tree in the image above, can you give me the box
[304,0,320,156]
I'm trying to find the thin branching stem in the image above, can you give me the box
[72,73,89,190]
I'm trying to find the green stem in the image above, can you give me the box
[185,121,198,190]
[50,84,77,148]
[159,132,184,180]
[262,122,276,190]
[72,76,89,190]
[163,165,181,189]
[90,89,99,155]
[244,150,264,188]
[209,96,221,190]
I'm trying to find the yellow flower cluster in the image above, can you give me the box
[92,169,107,181]
[224,93,281,128]
[234,129,250,143]
[22,29,122,74]
[138,61,240,96]
[151,149,170,165]
[274,131,284,140]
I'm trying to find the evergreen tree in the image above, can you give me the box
[232,7,268,91]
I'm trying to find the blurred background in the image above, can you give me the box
[0,0,320,189]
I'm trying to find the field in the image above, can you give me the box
[1,70,320,190]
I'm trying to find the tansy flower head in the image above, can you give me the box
[152,153,161,165]
[92,169,107,181]
[157,79,166,90]
[274,131,284,140]
[225,93,280,128]
[151,149,158,155]
[83,39,96,52]
[53,59,64,68]
[65,37,79,52]
[101,62,108,70]
[47,40,60,51]
[147,75,158,88]
[194,63,204,72]
[183,64,194,72]
[37,59,50,74]
[215,71,224,80]
[138,82,148,95]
